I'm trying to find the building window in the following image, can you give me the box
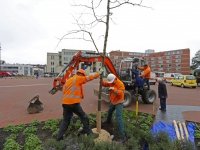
[151,61,155,64]
[175,55,181,58]
[175,59,181,63]
[166,56,171,59]
[167,64,171,67]
[167,68,171,71]
[158,64,163,67]
[51,68,54,73]
[115,60,118,63]
[64,57,68,61]
[151,65,155,68]
[165,52,171,55]
[158,68,163,71]
[175,68,181,71]
[151,58,155,60]
[51,55,54,59]
[129,52,134,55]
[158,57,162,60]
[176,64,181,67]
[51,62,54,65]
[176,51,182,54]
[158,60,163,63]
[114,56,118,59]
[166,60,171,63]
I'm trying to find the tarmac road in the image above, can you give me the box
[0,77,200,128]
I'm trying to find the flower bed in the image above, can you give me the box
[0,110,199,150]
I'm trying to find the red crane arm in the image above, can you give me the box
[49,51,118,95]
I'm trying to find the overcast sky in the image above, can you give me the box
[0,0,200,64]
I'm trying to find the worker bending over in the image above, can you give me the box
[57,68,103,141]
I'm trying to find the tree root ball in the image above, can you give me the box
[92,128,112,143]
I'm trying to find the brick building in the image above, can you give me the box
[109,48,190,75]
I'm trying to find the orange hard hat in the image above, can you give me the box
[77,69,86,76]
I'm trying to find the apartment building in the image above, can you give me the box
[46,49,102,76]
[109,48,190,75]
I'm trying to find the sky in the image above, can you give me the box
[0,0,200,64]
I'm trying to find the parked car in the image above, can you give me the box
[44,74,50,77]
[170,75,197,88]
[164,73,182,83]
[0,71,11,77]
[154,71,165,79]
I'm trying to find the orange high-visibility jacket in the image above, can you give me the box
[62,73,100,105]
[138,66,151,79]
[102,78,125,105]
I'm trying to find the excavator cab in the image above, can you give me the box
[118,57,145,86]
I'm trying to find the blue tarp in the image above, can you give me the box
[143,121,195,150]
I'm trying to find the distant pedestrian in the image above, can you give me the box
[36,74,39,79]
[157,78,168,111]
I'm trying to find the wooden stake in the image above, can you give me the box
[182,122,189,140]
[177,121,184,139]
[96,111,101,133]
[173,120,181,140]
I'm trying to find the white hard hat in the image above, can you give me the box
[107,73,116,83]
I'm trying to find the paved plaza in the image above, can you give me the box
[0,77,200,128]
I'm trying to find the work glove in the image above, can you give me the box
[99,68,104,75]
[108,87,114,90]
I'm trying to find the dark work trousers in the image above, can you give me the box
[57,103,92,140]
[143,78,150,90]
[106,103,126,139]
[160,98,166,110]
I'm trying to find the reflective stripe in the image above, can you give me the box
[111,92,117,96]
[63,95,82,98]
[112,99,124,105]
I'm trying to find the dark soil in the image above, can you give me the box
[0,118,120,150]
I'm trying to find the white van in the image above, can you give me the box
[164,73,182,83]
[149,72,156,85]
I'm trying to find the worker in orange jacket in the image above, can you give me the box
[138,64,151,90]
[102,73,127,143]
[57,68,103,141]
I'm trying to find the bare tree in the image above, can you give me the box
[55,0,152,133]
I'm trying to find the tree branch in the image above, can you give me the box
[110,0,153,10]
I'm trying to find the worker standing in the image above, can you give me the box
[102,73,127,143]
[57,68,104,141]
[138,64,151,90]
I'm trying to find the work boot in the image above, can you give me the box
[87,132,99,138]
[56,136,63,141]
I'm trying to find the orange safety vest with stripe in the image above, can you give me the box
[102,78,125,105]
[62,73,100,105]
[138,66,151,79]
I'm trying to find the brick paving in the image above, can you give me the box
[0,77,200,128]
